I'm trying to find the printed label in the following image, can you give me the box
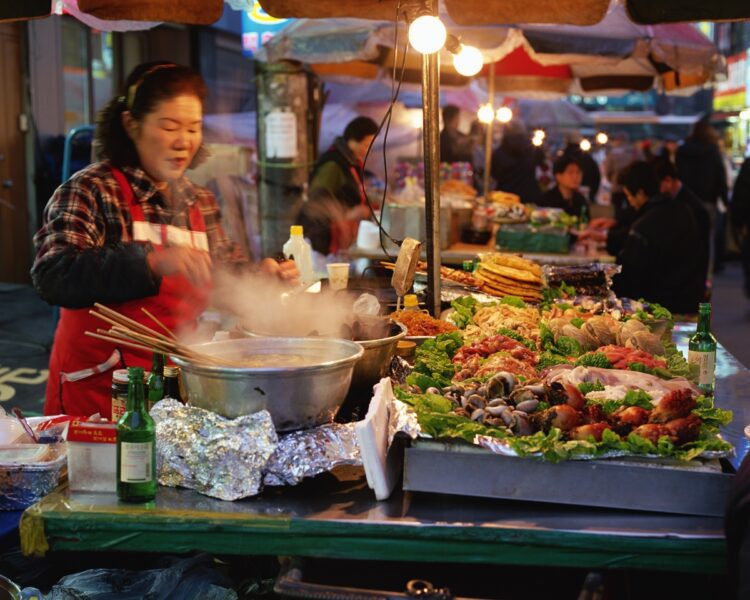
[111,396,127,422]
[688,350,716,386]
[119,441,153,483]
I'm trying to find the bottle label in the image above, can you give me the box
[688,350,716,387]
[120,441,153,483]
[111,396,127,422]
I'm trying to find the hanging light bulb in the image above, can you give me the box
[496,106,513,123]
[580,139,592,152]
[532,135,544,147]
[408,15,447,54]
[595,132,609,145]
[477,104,495,124]
[453,45,483,77]
[533,129,546,141]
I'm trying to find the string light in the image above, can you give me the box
[580,139,592,152]
[496,106,513,123]
[453,45,483,77]
[408,15,447,54]
[596,132,609,145]
[477,104,495,124]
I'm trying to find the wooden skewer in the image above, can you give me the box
[141,307,178,341]
[85,331,159,355]
[93,303,172,342]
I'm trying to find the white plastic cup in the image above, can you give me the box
[326,263,350,290]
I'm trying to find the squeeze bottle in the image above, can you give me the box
[283,225,314,285]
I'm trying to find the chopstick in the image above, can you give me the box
[85,304,247,368]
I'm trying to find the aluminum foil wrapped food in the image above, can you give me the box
[263,423,361,487]
[0,443,67,510]
[388,399,421,445]
[151,399,277,501]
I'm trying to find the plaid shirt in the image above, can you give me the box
[32,160,247,308]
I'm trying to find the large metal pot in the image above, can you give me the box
[171,337,364,431]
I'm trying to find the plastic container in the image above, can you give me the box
[403,294,419,311]
[66,419,117,492]
[283,225,315,285]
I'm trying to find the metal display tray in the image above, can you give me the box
[403,440,734,517]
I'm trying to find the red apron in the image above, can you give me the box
[329,164,367,255]
[44,167,210,419]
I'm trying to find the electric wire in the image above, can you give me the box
[358,0,410,260]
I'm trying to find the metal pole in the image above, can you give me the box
[422,41,441,317]
[483,62,496,201]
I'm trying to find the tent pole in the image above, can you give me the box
[483,63,495,201]
[422,1,441,317]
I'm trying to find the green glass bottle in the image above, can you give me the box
[688,302,717,396]
[146,353,165,412]
[117,366,157,502]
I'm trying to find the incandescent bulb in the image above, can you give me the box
[408,15,447,54]
[580,139,592,152]
[477,104,495,124]
[496,106,513,123]
[453,45,483,77]
[533,129,545,140]
[532,136,544,147]
[596,132,608,145]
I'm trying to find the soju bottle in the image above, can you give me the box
[146,353,165,412]
[688,302,717,396]
[117,366,156,502]
[163,365,184,404]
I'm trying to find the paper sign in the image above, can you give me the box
[265,110,298,159]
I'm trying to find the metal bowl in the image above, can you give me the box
[350,320,407,391]
[171,337,364,431]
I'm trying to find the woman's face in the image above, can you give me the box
[124,94,203,184]
[555,163,582,193]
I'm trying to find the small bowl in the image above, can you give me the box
[404,335,435,347]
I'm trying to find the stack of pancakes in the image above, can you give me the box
[475,253,543,303]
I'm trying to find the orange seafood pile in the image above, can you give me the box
[391,310,458,337]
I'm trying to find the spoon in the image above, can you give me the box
[11,407,38,443]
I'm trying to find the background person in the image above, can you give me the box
[439,104,473,164]
[31,62,297,419]
[490,120,542,204]
[307,116,377,254]
[611,161,704,313]
[538,153,590,221]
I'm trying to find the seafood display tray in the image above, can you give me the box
[403,440,734,517]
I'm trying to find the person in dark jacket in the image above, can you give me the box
[306,116,377,254]
[490,120,542,204]
[440,104,473,164]
[676,118,728,273]
[612,161,705,314]
[653,156,710,299]
[562,137,601,202]
[538,153,590,220]
[730,156,750,296]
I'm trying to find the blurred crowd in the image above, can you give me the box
[440,104,750,314]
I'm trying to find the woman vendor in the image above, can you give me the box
[31,62,298,419]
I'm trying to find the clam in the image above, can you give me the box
[487,398,507,407]
[425,387,441,395]
[509,384,547,406]
[466,394,487,410]
[511,411,533,436]
[515,399,540,413]
[470,408,486,423]
[486,404,510,417]
[485,372,517,399]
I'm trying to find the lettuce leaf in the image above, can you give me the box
[408,332,463,390]
[499,296,526,309]
[450,296,479,329]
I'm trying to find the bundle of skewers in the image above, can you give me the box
[86,303,245,368]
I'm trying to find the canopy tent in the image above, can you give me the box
[257,3,724,97]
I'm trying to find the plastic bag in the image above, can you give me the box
[46,555,236,600]
[352,293,380,316]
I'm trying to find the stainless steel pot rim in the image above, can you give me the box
[170,337,364,376]
[355,320,408,349]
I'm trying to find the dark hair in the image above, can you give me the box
[553,153,582,175]
[94,61,209,168]
[620,160,658,198]
[442,105,460,125]
[689,117,719,145]
[652,156,678,181]
[343,117,379,142]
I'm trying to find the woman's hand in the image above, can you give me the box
[258,257,300,286]
[146,247,213,286]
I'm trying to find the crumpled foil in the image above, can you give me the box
[388,355,412,386]
[151,399,277,501]
[263,423,361,487]
[388,399,421,446]
[0,444,67,510]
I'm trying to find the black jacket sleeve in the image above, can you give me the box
[32,243,161,308]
